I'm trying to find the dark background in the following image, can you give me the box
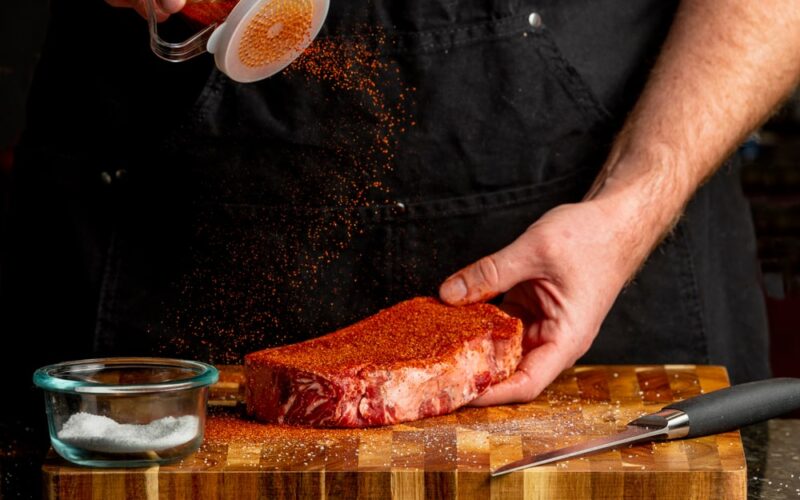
[0,1,799,497]
[3,0,797,380]
[741,97,800,388]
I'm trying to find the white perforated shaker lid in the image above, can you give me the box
[206,0,329,83]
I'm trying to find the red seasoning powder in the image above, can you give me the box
[246,298,521,373]
[286,29,416,207]
[205,415,353,443]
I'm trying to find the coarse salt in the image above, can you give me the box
[57,412,199,453]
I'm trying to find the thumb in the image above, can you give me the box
[439,242,528,306]
[158,0,186,13]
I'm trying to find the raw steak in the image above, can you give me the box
[245,297,523,427]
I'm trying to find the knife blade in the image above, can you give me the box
[491,377,800,477]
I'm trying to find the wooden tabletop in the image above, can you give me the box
[43,365,746,499]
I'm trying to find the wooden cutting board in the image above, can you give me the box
[42,365,746,499]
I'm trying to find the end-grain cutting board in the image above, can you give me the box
[42,365,746,499]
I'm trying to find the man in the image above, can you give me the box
[4,0,799,415]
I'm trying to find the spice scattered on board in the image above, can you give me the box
[196,397,651,470]
[188,370,673,471]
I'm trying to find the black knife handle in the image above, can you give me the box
[665,378,800,438]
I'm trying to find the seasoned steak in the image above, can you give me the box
[245,297,523,427]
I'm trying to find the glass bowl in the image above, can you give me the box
[33,358,219,467]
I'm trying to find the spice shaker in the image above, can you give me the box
[145,0,330,82]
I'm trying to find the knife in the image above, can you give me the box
[492,377,800,477]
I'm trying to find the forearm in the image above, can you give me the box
[587,0,800,276]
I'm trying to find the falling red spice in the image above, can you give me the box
[286,29,416,207]
[160,25,417,364]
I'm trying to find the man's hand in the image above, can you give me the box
[105,0,185,22]
[440,201,643,406]
[441,0,800,405]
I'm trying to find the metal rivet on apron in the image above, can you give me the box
[100,171,113,185]
[528,12,543,29]
[114,169,127,180]
[395,201,407,214]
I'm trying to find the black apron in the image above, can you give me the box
[3,0,769,394]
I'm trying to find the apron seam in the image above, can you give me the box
[533,29,612,123]
[390,15,531,54]
[398,169,594,221]
[675,221,711,364]
[400,192,573,221]
[206,175,590,223]
[318,13,534,56]
[392,29,526,55]
[93,227,120,353]
[319,13,529,40]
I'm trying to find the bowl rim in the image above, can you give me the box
[33,357,220,395]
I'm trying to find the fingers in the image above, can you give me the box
[468,342,568,406]
[439,241,530,306]
[159,0,186,13]
[133,2,152,20]
[105,0,183,10]
[105,0,184,20]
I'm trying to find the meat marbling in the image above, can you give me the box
[245,297,523,427]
